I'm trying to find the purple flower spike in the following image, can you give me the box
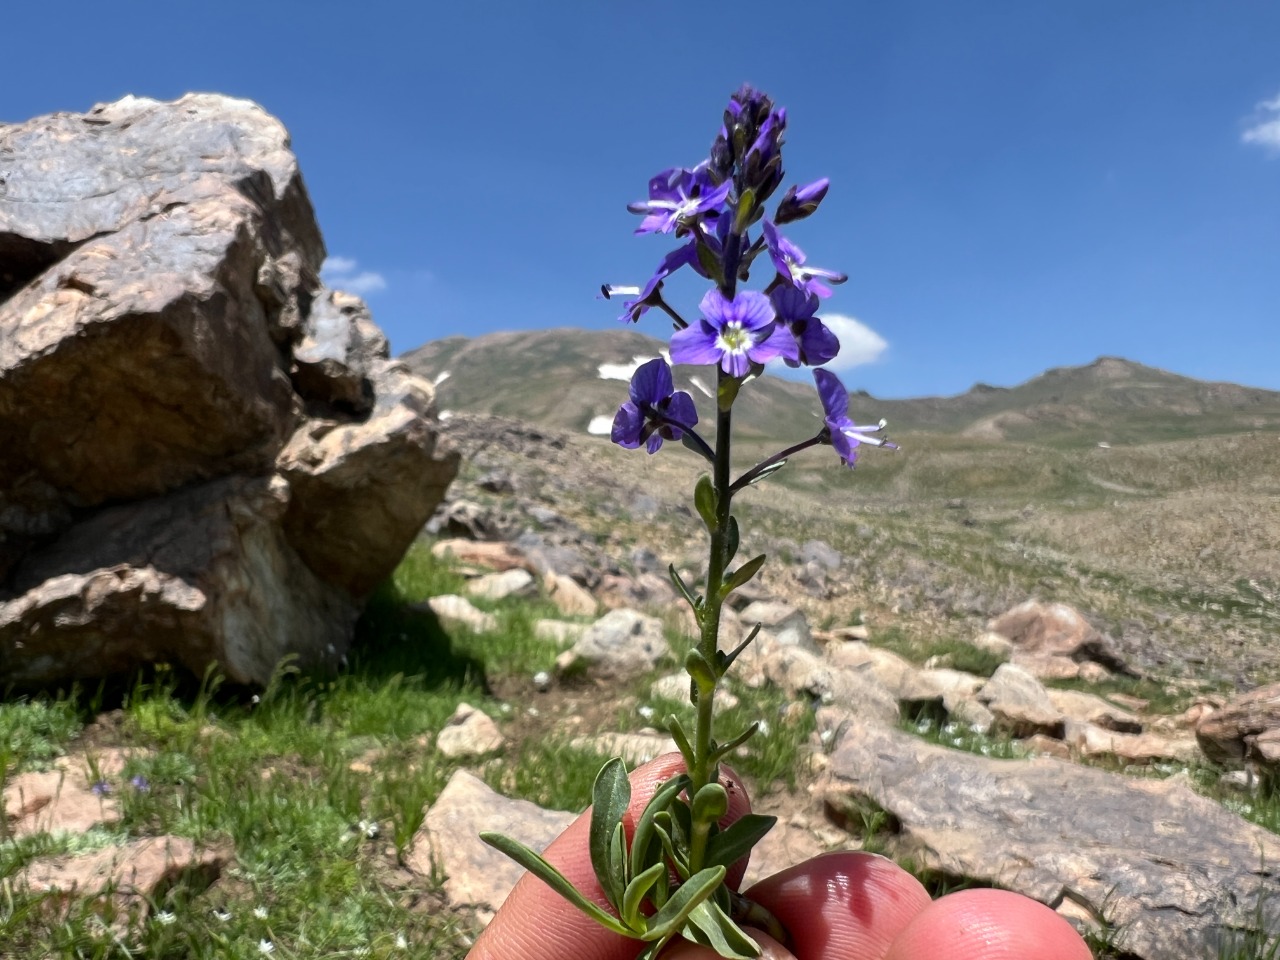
[670,290,798,378]
[769,286,841,367]
[814,369,897,467]
[611,358,698,454]
[775,178,830,225]
[91,780,111,797]
[762,220,847,298]
[628,166,732,236]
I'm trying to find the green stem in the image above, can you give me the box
[688,369,736,876]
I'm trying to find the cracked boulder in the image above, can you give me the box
[0,94,457,686]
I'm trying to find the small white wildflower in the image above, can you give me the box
[359,819,380,839]
[155,910,177,926]
[756,719,771,737]
[258,938,275,955]
[212,908,233,923]
[819,729,834,744]
[395,933,409,950]
[254,906,269,920]
[637,705,655,722]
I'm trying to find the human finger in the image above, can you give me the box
[467,753,752,960]
[743,851,932,959]
[883,888,1092,960]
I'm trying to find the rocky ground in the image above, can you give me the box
[7,412,1279,960]
[402,413,1280,958]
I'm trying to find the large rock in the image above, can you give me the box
[556,608,671,680]
[0,476,356,685]
[1196,680,1280,769]
[0,95,458,686]
[822,720,1280,960]
[986,600,1131,677]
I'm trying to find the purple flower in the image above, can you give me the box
[627,165,732,236]
[762,220,847,298]
[814,369,897,467]
[611,359,698,454]
[130,775,150,792]
[601,242,700,324]
[774,178,830,225]
[91,779,111,797]
[769,286,840,367]
[669,290,798,378]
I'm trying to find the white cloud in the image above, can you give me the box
[343,271,388,295]
[321,255,387,295]
[1242,92,1280,155]
[818,313,889,371]
[321,255,357,274]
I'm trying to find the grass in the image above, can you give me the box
[870,624,1007,678]
[0,692,84,773]
[902,713,1029,760]
[0,539,822,958]
[7,523,1280,957]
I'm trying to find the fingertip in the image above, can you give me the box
[745,851,931,960]
[884,888,1093,960]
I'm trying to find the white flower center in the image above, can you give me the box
[715,322,751,355]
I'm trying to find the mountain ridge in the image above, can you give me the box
[401,329,1280,445]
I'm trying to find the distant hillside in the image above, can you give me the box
[402,330,1280,447]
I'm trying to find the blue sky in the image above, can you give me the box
[3,2,1277,399]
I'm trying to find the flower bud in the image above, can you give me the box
[774,178,829,225]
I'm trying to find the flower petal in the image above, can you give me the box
[813,369,850,420]
[629,358,673,406]
[611,403,643,448]
[664,391,699,431]
[670,321,725,367]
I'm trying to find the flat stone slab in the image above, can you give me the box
[411,770,574,923]
[822,719,1280,960]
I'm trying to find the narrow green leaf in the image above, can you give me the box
[621,861,667,930]
[733,188,757,233]
[631,774,688,879]
[692,782,729,823]
[696,234,726,285]
[668,796,693,848]
[641,866,727,942]
[746,459,788,486]
[710,722,760,764]
[668,564,703,622]
[705,814,777,869]
[480,832,630,936]
[590,758,631,910]
[665,715,695,771]
[685,900,761,959]
[718,375,742,411]
[720,623,762,672]
[721,554,767,598]
[694,475,718,531]
[725,516,740,564]
[652,817,689,881]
